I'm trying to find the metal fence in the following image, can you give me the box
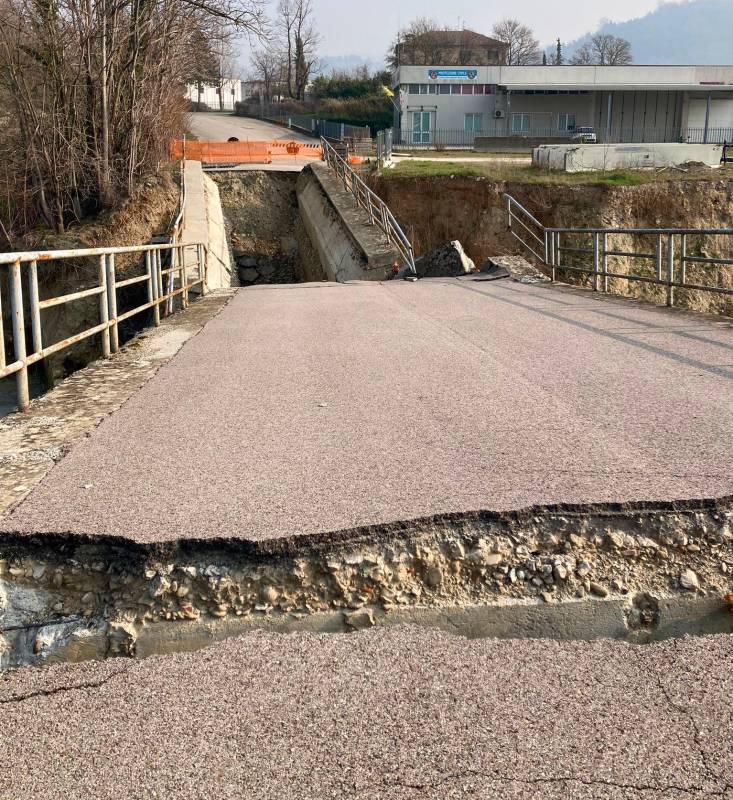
[237,106,371,142]
[391,126,733,150]
[375,128,393,165]
[320,137,415,274]
[506,194,733,308]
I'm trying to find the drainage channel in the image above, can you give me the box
[1,500,732,669]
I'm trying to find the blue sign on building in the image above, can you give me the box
[428,69,478,80]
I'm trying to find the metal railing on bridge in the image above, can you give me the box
[320,137,415,275]
[505,194,733,307]
[0,241,208,411]
[0,158,206,412]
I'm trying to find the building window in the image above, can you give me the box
[558,113,576,132]
[511,113,531,134]
[439,84,451,95]
[464,113,483,132]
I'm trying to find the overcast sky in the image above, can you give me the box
[308,0,668,60]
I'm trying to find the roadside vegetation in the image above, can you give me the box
[237,65,394,133]
[0,0,266,242]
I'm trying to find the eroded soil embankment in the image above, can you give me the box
[370,175,733,316]
[1,499,732,668]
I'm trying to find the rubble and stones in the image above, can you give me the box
[412,240,475,278]
[1,501,732,667]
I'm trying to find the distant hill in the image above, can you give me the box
[564,0,730,65]
[316,55,385,76]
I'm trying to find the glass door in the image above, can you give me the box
[411,111,432,144]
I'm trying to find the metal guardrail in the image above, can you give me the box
[320,137,415,275]
[0,158,207,412]
[0,241,208,411]
[506,194,733,307]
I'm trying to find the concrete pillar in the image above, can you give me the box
[704,92,711,144]
[605,93,613,143]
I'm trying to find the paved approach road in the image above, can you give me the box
[187,110,315,143]
[1,278,732,544]
[1,627,732,799]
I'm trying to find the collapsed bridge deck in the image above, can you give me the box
[1,278,731,545]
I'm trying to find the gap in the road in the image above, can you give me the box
[2,501,732,669]
[210,171,326,287]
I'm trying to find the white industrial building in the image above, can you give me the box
[186,79,242,111]
[392,64,733,145]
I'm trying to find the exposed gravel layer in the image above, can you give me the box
[1,279,732,543]
[1,626,732,799]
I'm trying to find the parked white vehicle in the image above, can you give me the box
[572,126,598,143]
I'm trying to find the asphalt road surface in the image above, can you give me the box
[1,278,731,544]
[187,111,315,144]
[1,626,731,799]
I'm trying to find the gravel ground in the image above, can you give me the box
[1,279,732,543]
[0,626,731,799]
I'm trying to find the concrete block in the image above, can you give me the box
[533,143,724,172]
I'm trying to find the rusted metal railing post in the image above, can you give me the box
[98,254,111,357]
[0,266,5,371]
[9,259,29,410]
[667,233,676,307]
[106,253,119,353]
[179,245,187,309]
[28,259,42,355]
[197,244,207,295]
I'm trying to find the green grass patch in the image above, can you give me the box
[384,161,492,179]
[395,150,529,159]
[382,159,731,186]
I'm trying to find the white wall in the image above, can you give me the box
[186,80,242,109]
[686,93,733,129]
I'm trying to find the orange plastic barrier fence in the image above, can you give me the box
[171,139,325,165]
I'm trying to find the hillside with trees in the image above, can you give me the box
[565,0,729,64]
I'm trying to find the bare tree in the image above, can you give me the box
[274,0,319,100]
[292,0,319,100]
[250,46,280,102]
[387,17,447,70]
[0,0,268,234]
[491,18,541,65]
[571,34,633,66]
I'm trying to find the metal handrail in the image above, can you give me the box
[320,137,415,274]
[0,240,208,412]
[505,193,733,307]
